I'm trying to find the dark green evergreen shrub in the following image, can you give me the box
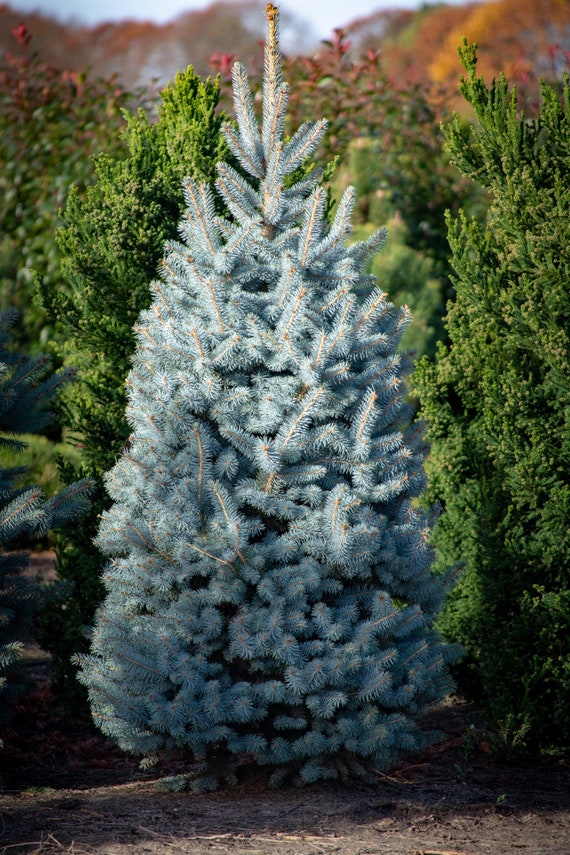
[77,7,456,791]
[414,42,570,754]
[0,310,90,738]
[38,67,229,705]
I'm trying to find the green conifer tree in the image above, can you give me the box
[38,67,229,702]
[413,43,570,754]
[77,7,455,789]
[0,310,91,738]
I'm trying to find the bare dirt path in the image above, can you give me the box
[2,762,569,855]
[1,554,568,855]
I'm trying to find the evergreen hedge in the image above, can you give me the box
[414,43,570,754]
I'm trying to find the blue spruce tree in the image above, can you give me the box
[78,5,456,789]
[0,310,91,737]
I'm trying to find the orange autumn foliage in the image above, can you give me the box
[430,0,570,90]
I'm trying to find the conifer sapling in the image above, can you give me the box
[0,310,91,735]
[77,5,455,788]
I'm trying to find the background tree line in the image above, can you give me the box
[1,0,569,93]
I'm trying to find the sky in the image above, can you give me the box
[6,0,471,41]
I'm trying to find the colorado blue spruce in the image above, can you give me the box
[77,4,456,789]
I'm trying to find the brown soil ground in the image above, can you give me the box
[1,554,568,855]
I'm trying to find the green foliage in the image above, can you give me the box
[0,23,141,355]
[414,42,570,753]
[38,66,229,705]
[350,217,444,361]
[0,310,91,739]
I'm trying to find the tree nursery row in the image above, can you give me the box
[0,4,568,788]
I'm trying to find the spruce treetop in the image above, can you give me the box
[78,5,454,789]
